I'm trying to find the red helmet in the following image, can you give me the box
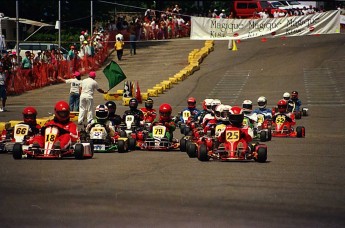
[291,91,298,100]
[22,106,37,125]
[89,71,96,78]
[54,101,70,122]
[187,97,196,109]
[159,103,172,121]
[277,99,287,113]
[228,106,244,126]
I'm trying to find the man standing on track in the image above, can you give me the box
[77,71,107,127]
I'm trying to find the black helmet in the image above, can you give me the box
[145,98,154,109]
[105,101,116,113]
[95,105,109,120]
[129,98,138,110]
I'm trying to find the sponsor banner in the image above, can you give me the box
[191,10,340,40]
[341,15,345,24]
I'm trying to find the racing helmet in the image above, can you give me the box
[277,99,288,113]
[283,92,290,101]
[54,101,70,123]
[129,98,138,110]
[291,91,298,100]
[202,99,214,112]
[95,104,109,120]
[105,101,116,115]
[145,98,154,109]
[257,96,267,109]
[211,99,222,113]
[159,103,172,121]
[22,106,37,125]
[242,100,253,114]
[187,97,196,109]
[228,106,244,126]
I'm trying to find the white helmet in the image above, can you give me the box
[257,96,267,109]
[242,100,253,113]
[283,92,290,101]
[211,99,222,113]
[203,99,214,112]
[214,104,228,121]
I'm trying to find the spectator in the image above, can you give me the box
[59,71,82,112]
[0,65,7,112]
[79,31,85,46]
[78,71,107,126]
[67,45,75,61]
[219,9,227,18]
[115,32,124,41]
[21,51,32,69]
[114,37,124,61]
[129,22,137,55]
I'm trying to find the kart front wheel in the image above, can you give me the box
[117,140,127,153]
[296,126,305,138]
[74,144,84,159]
[198,144,209,161]
[256,147,267,163]
[180,138,187,152]
[186,143,197,158]
[260,131,267,142]
[129,138,136,151]
[12,143,23,160]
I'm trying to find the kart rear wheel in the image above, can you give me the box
[12,143,23,160]
[117,140,127,153]
[180,138,187,152]
[256,147,267,163]
[198,144,209,161]
[302,109,308,116]
[74,144,84,159]
[267,128,272,141]
[129,138,136,150]
[183,126,190,136]
[296,126,305,138]
[260,131,267,142]
[180,125,185,134]
[120,131,127,137]
[186,143,197,158]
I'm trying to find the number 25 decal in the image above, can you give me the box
[226,130,240,142]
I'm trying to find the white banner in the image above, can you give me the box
[191,10,340,40]
[340,15,345,24]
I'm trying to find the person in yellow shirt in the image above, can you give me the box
[114,37,124,61]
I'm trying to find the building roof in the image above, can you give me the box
[8,18,54,27]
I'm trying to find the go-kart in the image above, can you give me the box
[193,125,268,163]
[12,125,93,159]
[0,123,14,152]
[142,124,179,150]
[186,123,226,158]
[271,114,305,138]
[118,115,143,150]
[2,123,35,153]
[87,123,129,153]
[243,115,271,142]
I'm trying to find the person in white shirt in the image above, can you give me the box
[59,71,82,112]
[115,32,124,41]
[78,71,106,126]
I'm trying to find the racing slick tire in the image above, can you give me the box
[267,128,272,141]
[198,144,209,161]
[296,126,305,138]
[74,144,84,159]
[129,138,136,151]
[256,147,267,163]
[12,143,23,159]
[120,131,127,137]
[117,140,127,153]
[186,143,197,158]
[180,124,185,134]
[180,138,187,152]
[260,131,267,142]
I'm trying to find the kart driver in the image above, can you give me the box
[290,91,302,111]
[198,98,213,124]
[272,99,296,125]
[253,96,273,119]
[217,106,253,145]
[105,101,122,127]
[123,98,144,127]
[32,101,78,150]
[283,92,295,112]
[86,104,115,137]
[242,100,258,127]
[140,98,157,123]
[150,103,176,142]
[179,97,201,123]
[21,106,41,137]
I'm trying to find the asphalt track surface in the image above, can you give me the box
[0,34,345,227]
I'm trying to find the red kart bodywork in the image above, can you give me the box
[271,114,305,138]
